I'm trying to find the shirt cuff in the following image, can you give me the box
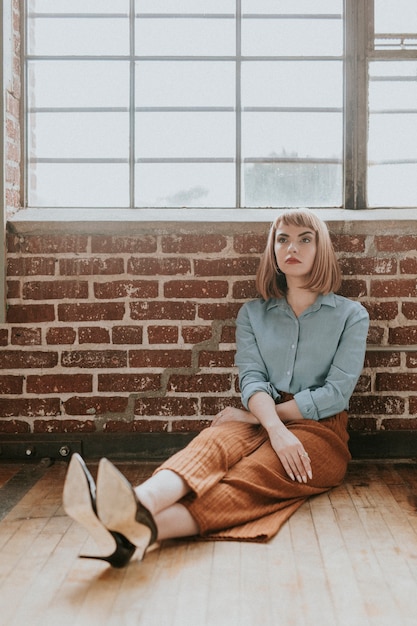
[241,381,281,409]
[293,389,319,421]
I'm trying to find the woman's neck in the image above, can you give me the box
[286,285,318,317]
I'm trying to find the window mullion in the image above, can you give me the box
[344,0,370,209]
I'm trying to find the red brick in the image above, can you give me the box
[104,419,169,433]
[198,303,242,320]
[46,327,76,344]
[332,234,367,253]
[34,419,96,433]
[129,350,192,368]
[26,374,92,394]
[371,279,417,298]
[349,395,405,415]
[402,302,417,320]
[182,325,212,344]
[339,257,397,275]
[130,301,196,320]
[98,373,161,392]
[78,327,110,344]
[167,373,232,393]
[16,235,88,254]
[381,418,417,431]
[112,326,143,344]
[347,416,377,431]
[23,280,88,300]
[7,304,55,323]
[94,280,158,299]
[164,280,228,299]
[375,235,417,252]
[91,235,157,254]
[58,302,125,321]
[367,326,384,345]
[400,258,417,274]
[7,280,20,298]
[127,257,191,275]
[162,234,226,253]
[233,233,267,254]
[0,350,58,369]
[364,301,398,321]
[220,325,236,343]
[11,327,41,345]
[194,257,259,277]
[198,350,236,367]
[353,374,371,393]
[0,329,8,346]
[148,325,179,344]
[134,397,198,416]
[408,397,417,414]
[7,257,56,276]
[0,375,24,394]
[232,280,258,299]
[0,398,60,417]
[62,350,127,368]
[63,396,129,415]
[364,351,401,368]
[0,420,30,433]
[59,257,124,275]
[406,353,417,368]
[201,396,244,415]
[172,419,211,432]
[376,373,417,391]
[339,279,367,298]
[389,327,417,345]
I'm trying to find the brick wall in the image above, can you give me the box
[2,220,417,444]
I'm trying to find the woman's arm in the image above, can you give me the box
[248,391,312,483]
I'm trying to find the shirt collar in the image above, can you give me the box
[266,292,336,311]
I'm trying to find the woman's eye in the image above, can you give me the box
[277,237,287,244]
[301,237,311,243]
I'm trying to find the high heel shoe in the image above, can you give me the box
[96,458,158,558]
[63,453,136,568]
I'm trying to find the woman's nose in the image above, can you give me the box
[288,240,297,252]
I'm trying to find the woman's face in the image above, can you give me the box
[274,222,317,284]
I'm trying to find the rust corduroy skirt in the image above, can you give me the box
[155,411,351,542]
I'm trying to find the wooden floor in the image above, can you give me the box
[1,459,417,626]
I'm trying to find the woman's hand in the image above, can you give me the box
[211,406,259,427]
[267,423,312,483]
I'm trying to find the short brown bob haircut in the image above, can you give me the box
[256,208,341,300]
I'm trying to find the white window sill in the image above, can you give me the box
[8,207,417,235]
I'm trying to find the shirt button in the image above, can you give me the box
[287,371,291,376]
[291,344,295,349]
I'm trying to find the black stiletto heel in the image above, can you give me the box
[63,453,136,568]
[96,458,158,559]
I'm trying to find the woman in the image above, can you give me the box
[63,209,369,568]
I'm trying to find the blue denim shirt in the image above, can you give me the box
[235,293,369,421]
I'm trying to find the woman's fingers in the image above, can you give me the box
[282,449,312,483]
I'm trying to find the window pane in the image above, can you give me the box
[242,0,342,12]
[28,0,128,12]
[243,163,342,208]
[137,0,235,13]
[29,164,129,207]
[27,61,129,108]
[27,17,129,56]
[29,112,128,159]
[136,113,234,159]
[242,18,343,56]
[374,0,417,34]
[135,164,235,207]
[242,61,342,108]
[136,18,235,56]
[242,113,342,159]
[135,62,235,108]
[368,61,417,207]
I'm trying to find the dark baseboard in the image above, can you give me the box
[0,430,416,463]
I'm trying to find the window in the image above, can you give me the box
[24,0,417,209]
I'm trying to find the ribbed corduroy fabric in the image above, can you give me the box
[156,412,351,542]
